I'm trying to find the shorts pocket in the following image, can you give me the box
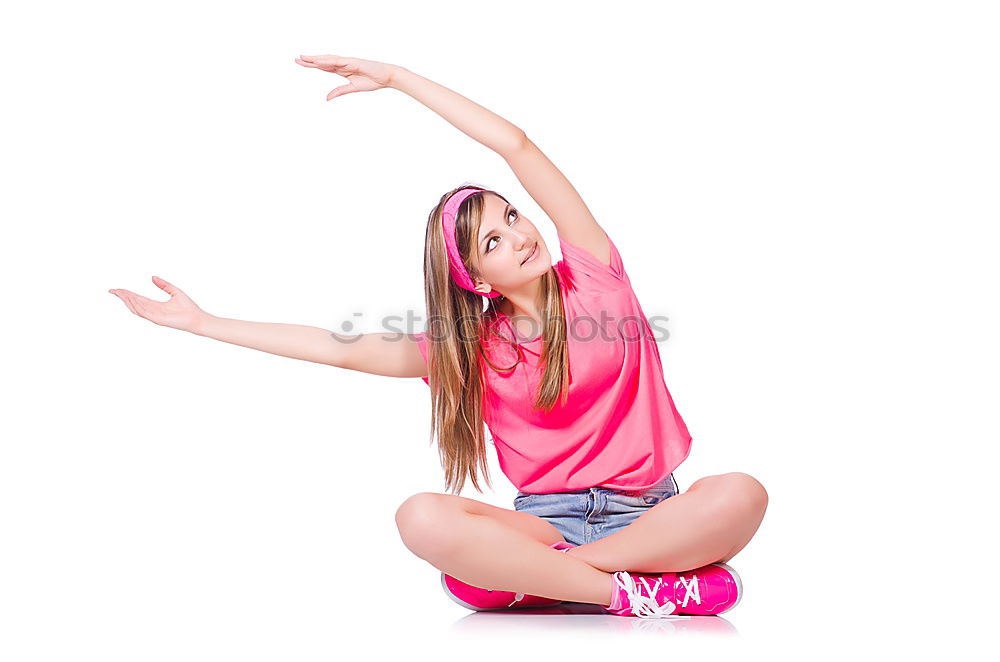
[614,476,678,507]
[641,474,679,504]
[605,492,656,511]
[513,493,538,510]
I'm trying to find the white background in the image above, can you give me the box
[2,0,997,659]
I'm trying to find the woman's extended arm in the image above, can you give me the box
[388,67,526,158]
[109,277,427,378]
[296,54,610,265]
[192,316,427,378]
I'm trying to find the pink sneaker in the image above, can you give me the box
[605,562,742,618]
[441,540,577,611]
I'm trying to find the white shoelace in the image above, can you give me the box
[613,571,695,619]
[507,592,526,608]
[677,573,701,608]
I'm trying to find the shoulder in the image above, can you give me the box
[556,228,630,293]
[556,225,612,266]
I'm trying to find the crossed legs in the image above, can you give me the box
[395,486,617,605]
[565,472,769,573]
[394,472,768,606]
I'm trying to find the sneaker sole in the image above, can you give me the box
[710,562,743,615]
[441,572,490,611]
[440,572,566,612]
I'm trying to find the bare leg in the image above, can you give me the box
[395,493,615,606]
[565,472,769,573]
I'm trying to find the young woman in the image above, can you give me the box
[109,54,768,620]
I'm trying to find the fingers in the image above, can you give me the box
[295,54,356,73]
[327,84,354,101]
[109,288,135,300]
[110,287,157,315]
[299,54,339,63]
[110,289,141,317]
[152,275,179,297]
[296,54,329,68]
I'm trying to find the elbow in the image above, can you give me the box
[501,130,531,159]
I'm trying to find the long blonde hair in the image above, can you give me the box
[422,184,570,495]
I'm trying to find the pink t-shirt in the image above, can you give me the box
[413,230,692,494]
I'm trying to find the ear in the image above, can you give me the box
[473,280,493,296]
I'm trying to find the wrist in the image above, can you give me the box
[189,312,216,336]
[387,65,412,90]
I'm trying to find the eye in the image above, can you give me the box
[485,209,519,254]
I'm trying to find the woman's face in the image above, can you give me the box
[468,193,551,297]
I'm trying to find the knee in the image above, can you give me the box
[719,472,769,517]
[394,492,464,557]
[694,472,768,520]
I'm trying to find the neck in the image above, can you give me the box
[497,277,544,325]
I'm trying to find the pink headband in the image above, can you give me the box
[441,187,502,299]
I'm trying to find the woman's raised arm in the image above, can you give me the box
[295,54,610,264]
[388,66,527,157]
[295,55,526,157]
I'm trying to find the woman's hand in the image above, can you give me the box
[294,54,399,100]
[109,276,209,334]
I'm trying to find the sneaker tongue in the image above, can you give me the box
[549,541,576,552]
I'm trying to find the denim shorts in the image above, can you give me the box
[513,474,680,546]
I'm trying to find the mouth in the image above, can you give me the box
[521,243,538,266]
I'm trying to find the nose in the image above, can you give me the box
[508,228,529,250]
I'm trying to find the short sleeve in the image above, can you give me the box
[411,332,430,385]
[556,228,630,292]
